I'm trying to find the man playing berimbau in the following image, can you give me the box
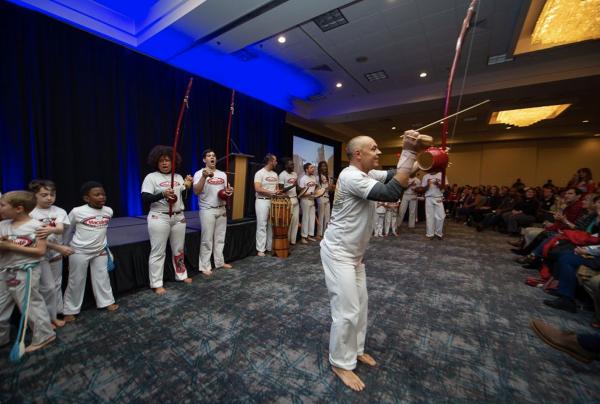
[320,131,430,391]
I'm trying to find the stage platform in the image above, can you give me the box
[77,211,257,300]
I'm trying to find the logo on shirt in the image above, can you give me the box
[82,216,110,228]
[265,176,278,183]
[207,177,225,185]
[41,217,57,227]
[306,181,316,187]
[7,236,34,247]
[287,178,296,184]
[159,181,180,187]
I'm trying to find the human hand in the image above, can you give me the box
[202,168,214,178]
[56,245,75,256]
[36,225,53,239]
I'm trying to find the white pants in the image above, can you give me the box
[147,212,188,288]
[0,265,55,346]
[384,212,398,235]
[317,198,330,237]
[399,195,417,228]
[288,198,299,244]
[63,252,115,314]
[300,198,316,238]
[39,258,63,320]
[321,249,367,370]
[425,196,446,237]
[375,214,385,236]
[523,227,545,246]
[199,207,227,272]
[255,198,272,252]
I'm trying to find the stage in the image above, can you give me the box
[89,212,257,296]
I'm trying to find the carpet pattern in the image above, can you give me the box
[1,222,599,403]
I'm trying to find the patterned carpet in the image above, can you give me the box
[1,222,599,403]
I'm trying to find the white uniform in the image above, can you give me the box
[63,205,116,314]
[254,167,278,252]
[30,205,70,320]
[320,165,388,370]
[384,201,399,236]
[0,219,55,346]
[422,172,448,238]
[399,177,419,229]
[317,175,331,237]
[299,174,318,238]
[141,172,189,288]
[278,170,299,244]
[375,202,387,237]
[193,168,228,273]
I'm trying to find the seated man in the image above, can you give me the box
[530,319,599,363]
[577,266,600,329]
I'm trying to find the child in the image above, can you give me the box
[0,191,56,352]
[29,179,72,328]
[384,200,399,236]
[375,202,387,237]
[62,181,118,322]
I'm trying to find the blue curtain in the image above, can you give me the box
[0,2,288,217]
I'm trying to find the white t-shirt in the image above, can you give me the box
[0,218,43,268]
[30,205,70,259]
[299,175,318,196]
[422,172,448,198]
[404,177,421,197]
[193,168,227,209]
[141,171,186,213]
[321,165,388,261]
[278,170,298,198]
[68,205,113,254]
[254,167,278,197]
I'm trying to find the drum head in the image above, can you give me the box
[314,188,326,198]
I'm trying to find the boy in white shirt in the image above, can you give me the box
[299,163,318,244]
[0,191,55,353]
[399,176,420,230]
[254,154,280,256]
[384,200,399,236]
[63,181,119,322]
[193,149,233,276]
[374,202,387,237]
[29,179,73,328]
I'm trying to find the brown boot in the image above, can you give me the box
[529,319,598,363]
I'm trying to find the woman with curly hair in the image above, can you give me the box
[141,145,193,294]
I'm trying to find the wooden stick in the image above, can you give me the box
[415,99,490,132]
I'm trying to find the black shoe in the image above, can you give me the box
[511,248,527,256]
[543,297,577,313]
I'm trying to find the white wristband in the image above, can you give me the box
[397,150,417,172]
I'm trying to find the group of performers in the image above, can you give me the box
[0,130,446,392]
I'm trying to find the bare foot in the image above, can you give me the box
[357,353,377,367]
[257,251,266,256]
[53,319,66,328]
[63,315,76,323]
[202,270,213,278]
[222,263,232,269]
[183,278,193,284]
[25,335,56,353]
[332,366,365,392]
[106,303,119,312]
[154,287,167,295]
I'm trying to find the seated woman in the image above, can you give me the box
[503,188,539,235]
[567,167,596,195]
[542,195,600,313]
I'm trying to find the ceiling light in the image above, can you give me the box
[335,82,343,88]
[506,126,512,130]
[582,120,590,123]
[419,72,427,78]
[489,104,571,127]
[595,134,600,137]
[364,70,388,82]
[391,126,397,130]
[277,35,286,44]
[531,0,600,47]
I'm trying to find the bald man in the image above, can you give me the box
[320,132,429,391]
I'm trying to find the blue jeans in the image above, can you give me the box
[556,251,597,299]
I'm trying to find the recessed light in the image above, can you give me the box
[582,120,590,123]
[335,82,343,88]
[506,126,512,129]
[595,133,600,137]
[419,72,427,78]
[391,126,397,130]
[277,35,286,44]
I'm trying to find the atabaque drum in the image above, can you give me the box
[270,196,292,258]
[417,147,449,173]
